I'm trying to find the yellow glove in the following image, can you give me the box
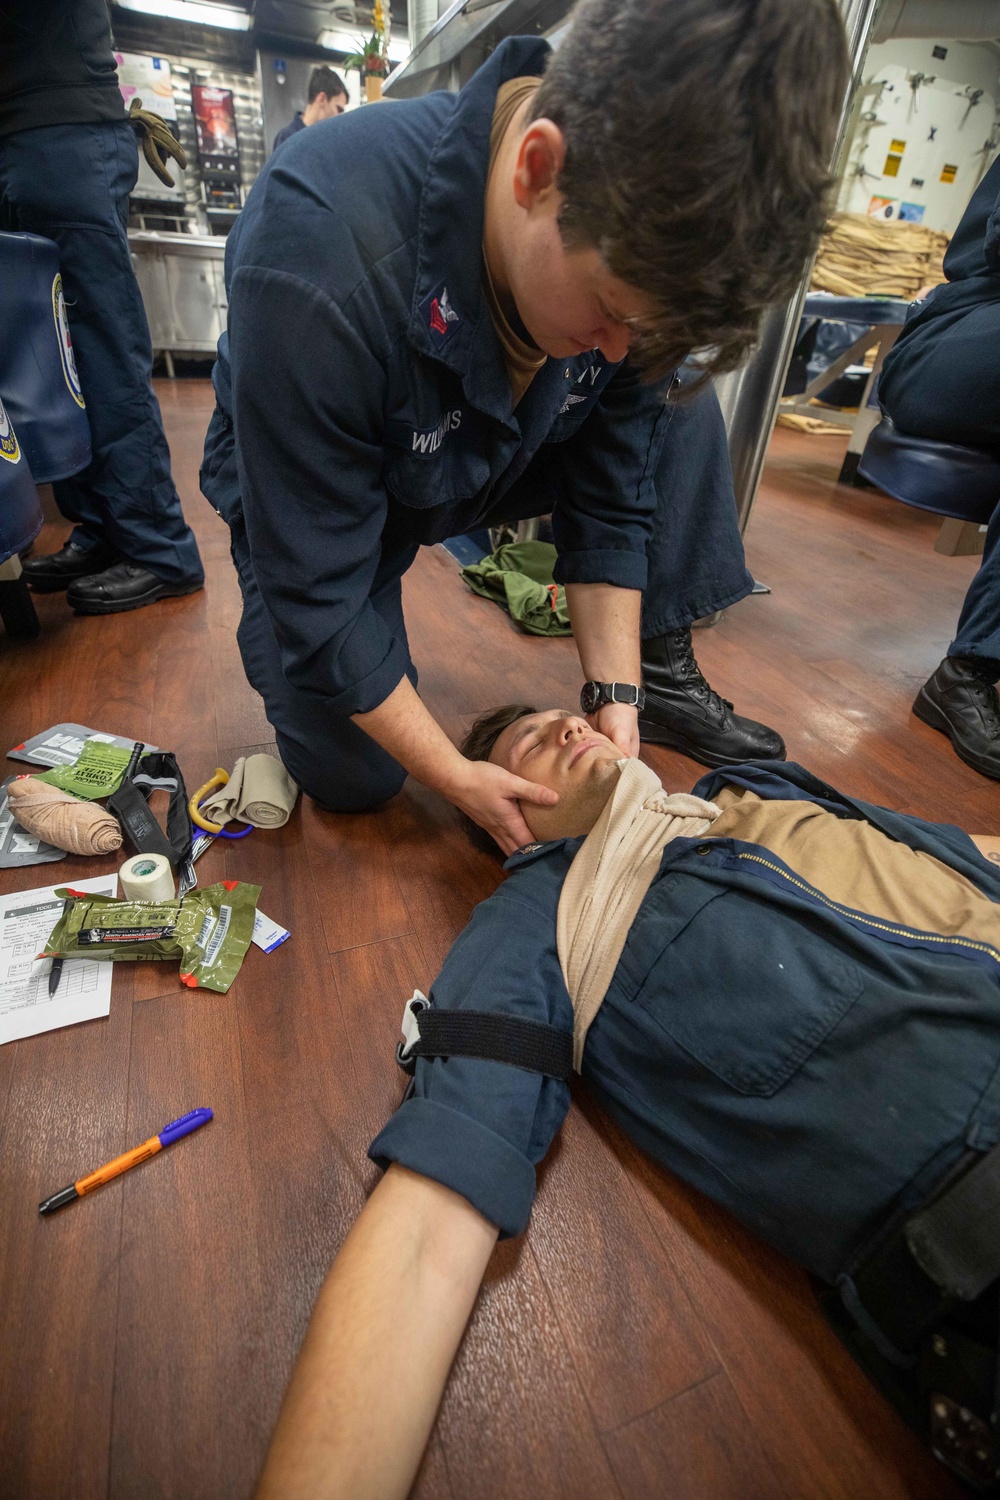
[128,98,188,188]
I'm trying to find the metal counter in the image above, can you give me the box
[129,231,227,371]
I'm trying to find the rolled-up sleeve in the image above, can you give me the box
[550,361,673,593]
[228,267,408,716]
[369,882,573,1237]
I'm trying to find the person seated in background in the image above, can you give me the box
[270,66,349,155]
[878,153,1000,781]
[253,705,1000,1500]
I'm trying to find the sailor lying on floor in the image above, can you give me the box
[255,708,1000,1500]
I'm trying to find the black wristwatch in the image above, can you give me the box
[580,680,645,715]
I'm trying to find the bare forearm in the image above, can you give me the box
[352,675,466,794]
[255,1165,498,1500]
[351,674,558,853]
[565,582,642,684]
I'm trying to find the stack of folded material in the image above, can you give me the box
[811,212,950,299]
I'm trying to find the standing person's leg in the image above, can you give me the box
[913,500,1000,780]
[880,300,1000,780]
[231,516,418,811]
[1,121,204,606]
[638,381,786,765]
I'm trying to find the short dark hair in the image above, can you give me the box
[459,704,538,854]
[460,704,538,764]
[530,0,850,384]
[308,65,347,103]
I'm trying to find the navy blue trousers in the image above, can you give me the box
[225,383,753,811]
[879,298,1000,671]
[0,121,203,583]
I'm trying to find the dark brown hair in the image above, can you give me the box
[308,65,347,103]
[530,0,850,383]
[460,703,538,763]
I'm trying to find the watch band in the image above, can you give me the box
[580,680,645,714]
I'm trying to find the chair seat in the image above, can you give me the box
[0,231,92,486]
[0,394,43,564]
[858,417,1000,525]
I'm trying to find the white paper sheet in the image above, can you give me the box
[0,874,118,1046]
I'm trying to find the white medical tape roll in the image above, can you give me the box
[119,853,175,902]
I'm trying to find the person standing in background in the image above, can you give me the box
[271,66,348,154]
[0,0,204,615]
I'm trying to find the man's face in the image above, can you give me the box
[313,91,348,122]
[489,710,623,841]
[508,232,658,366]
[500,117,660,364]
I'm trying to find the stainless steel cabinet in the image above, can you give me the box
[129,231,227,358]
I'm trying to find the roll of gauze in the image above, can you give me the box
[119,853,175,902]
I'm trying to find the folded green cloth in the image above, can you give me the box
[461,541,572,637]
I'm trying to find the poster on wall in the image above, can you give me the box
[115,51,178,121]
[114,52,184,200]
[867,196,899,221]
[191,85,239,164]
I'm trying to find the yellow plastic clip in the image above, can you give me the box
[190,768,229,833]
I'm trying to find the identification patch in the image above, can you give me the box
[0,395,19,465]
[419,283,461,348]
[51,274,85,408]
[384,408,464,456]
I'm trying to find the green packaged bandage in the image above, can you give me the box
[42,880,261,993]
[37,740,133,800]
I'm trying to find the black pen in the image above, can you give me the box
[47,897,71,995]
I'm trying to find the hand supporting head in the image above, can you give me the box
[461,705,623,847]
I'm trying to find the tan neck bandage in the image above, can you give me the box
[556,758,720,1070]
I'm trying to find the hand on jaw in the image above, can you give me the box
[488,709,624,843]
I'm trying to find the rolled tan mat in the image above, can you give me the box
[201,754,299,829]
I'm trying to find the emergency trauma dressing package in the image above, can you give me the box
[41,881,260,993]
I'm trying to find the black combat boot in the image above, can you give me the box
[912,656,1000,780]
[67,562,203,615]
[639,629,786,767]
[22,538,119,592]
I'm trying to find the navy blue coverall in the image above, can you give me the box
[271,112,305,154]
[879,154,1000,670]
[201,38,752,811]
[0,0,203,585]
[370,761,1000,1303]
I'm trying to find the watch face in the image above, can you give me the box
[580,682,600,715]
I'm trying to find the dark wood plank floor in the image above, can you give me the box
[1,377,989,1500]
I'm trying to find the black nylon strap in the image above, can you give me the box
[107,746,193,871]
[401,1010,572,1080]
[906,1146,1000,1302]
[851,1144,1000,1358]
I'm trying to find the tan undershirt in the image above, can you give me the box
[709,787,1000,957]
[484,77,547,408]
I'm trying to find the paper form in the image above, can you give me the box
[0,874,118,1046]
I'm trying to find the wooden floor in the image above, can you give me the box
[1,377,991,1500]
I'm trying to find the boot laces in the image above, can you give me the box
[969,676,1000,735]
[673,632,733,713]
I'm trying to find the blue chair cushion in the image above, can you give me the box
[0,231,92,486]
[858,417,1000,525]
